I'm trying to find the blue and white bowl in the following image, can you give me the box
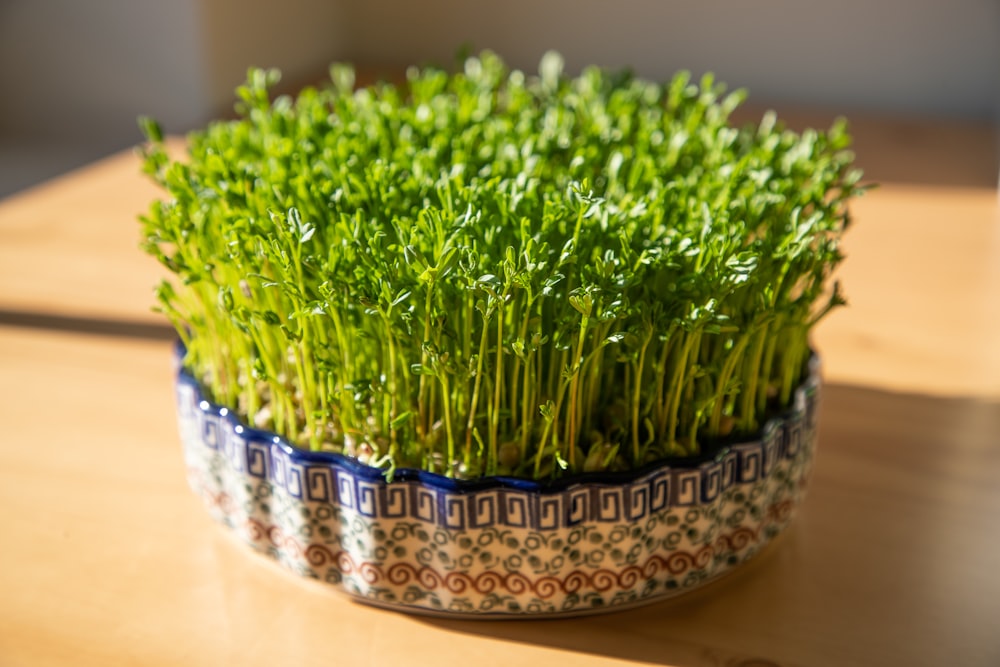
[176,351,820,617]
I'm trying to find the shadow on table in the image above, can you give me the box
[409,383,1000,667]
[0,308,176,341]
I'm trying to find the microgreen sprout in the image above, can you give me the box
[139,51,863,481]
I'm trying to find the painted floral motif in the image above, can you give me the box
[178,360,819,616]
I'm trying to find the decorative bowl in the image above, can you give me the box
[176,347,820,617]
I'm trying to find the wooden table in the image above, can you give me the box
[1,111,998,667]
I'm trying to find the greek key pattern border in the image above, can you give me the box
[178,379,817,531]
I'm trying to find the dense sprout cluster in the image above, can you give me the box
[140,52,863,480]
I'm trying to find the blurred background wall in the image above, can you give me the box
[1,0,997,199]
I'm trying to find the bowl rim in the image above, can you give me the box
[175,341,818,495]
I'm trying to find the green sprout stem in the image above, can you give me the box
[138,51,864,481]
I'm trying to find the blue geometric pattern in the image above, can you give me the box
[178,370,819,532]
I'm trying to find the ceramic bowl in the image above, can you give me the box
[176,349,820,617]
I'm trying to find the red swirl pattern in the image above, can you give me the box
[443,570,473,593]
[716,526,758,553]
[230,524,766,597]
[767,499,795,523]
[335,551,355,573]
[564,570,592,593]
[386,562,415,585]
[589,569,617,591]
[358,562,382,585]
[533,576,560,599]
[641,557,664,580]
[194,472,790,600]
[304,543,339,567]
[244,515,265,541]
[469,571,501,594]
[503,572,530,595]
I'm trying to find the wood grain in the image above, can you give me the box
[0,139,181,323]
[814,183,1000,398]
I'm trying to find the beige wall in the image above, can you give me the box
[0,0,207,142]
[338,0,1000,120]
[197,0,347,116]
[0,0,345,145]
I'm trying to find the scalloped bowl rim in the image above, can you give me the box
[175,341,820,494]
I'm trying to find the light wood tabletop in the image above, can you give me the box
[1,108,998,667]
